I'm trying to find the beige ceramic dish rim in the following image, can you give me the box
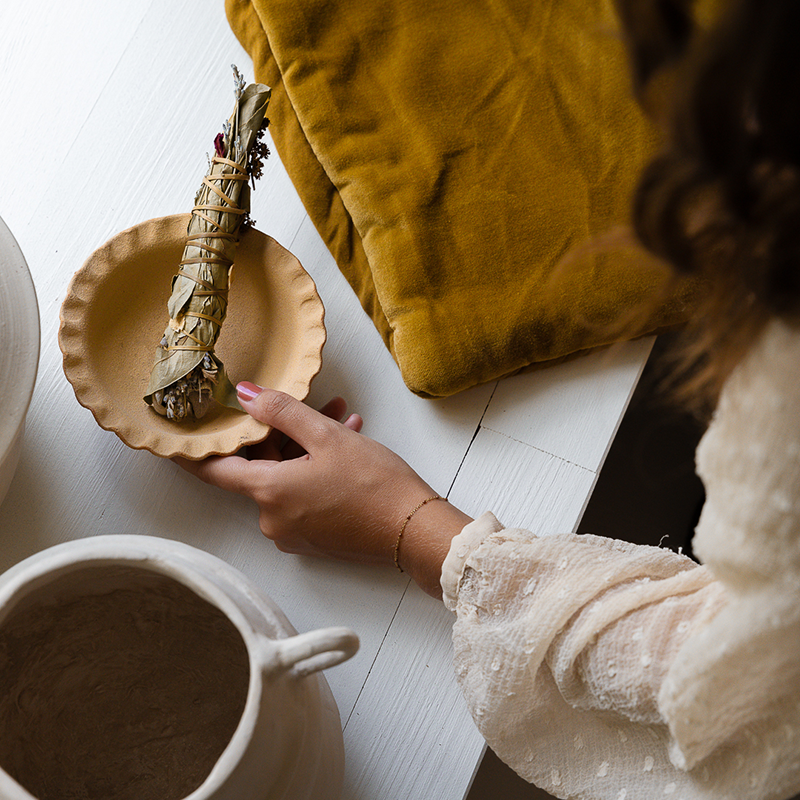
[58,215,326,460]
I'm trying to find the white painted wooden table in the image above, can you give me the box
[0,3,653,798]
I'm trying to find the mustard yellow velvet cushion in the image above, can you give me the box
[226,0,697,397]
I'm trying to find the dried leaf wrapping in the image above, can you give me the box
[145,71,271,420]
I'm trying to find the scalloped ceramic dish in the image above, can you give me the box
[59,214,325,460]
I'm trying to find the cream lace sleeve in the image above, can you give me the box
[442,517,726,798]
[442,321,800,800]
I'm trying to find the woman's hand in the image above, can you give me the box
[174,383,472,597]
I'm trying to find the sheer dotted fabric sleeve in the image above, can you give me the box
[442,520,724,798]
[441,322,800,800]
[547,565,726,728]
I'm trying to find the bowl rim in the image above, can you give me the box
[0,535,291,799]
[58,214,326,460]
[0,215,40,467]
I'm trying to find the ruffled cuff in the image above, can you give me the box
[441,511,505,612]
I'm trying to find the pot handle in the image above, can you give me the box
[274,627,360,677]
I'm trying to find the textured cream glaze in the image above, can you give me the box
[0,567,250,800]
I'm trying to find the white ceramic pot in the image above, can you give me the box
[0,215,39,508]
[0,536,359,800]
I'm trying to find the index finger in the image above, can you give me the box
[236,384,339,452]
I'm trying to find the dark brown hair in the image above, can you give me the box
[615,0,800,413]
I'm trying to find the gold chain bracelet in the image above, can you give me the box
[393,495,447,573]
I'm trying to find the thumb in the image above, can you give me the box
[236,383,334,451]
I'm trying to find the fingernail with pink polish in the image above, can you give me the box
[236,382,263,402]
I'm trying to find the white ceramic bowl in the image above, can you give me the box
[0,535,359,800]
[0,216,39,507]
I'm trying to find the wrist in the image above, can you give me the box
[394,496,472,599]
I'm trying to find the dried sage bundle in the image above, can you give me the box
[145,67,271,420]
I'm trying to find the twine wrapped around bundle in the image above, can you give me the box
[145,67,271,420]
